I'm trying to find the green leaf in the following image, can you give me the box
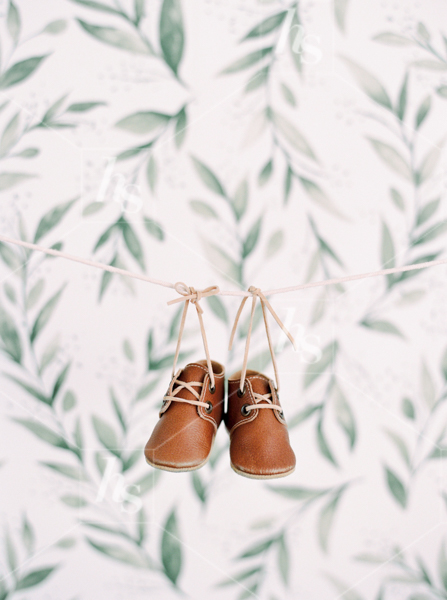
[232,180,248,220]
[258,159,273,186]
[381,221,395,287]
[0,306,22,363]
[123,339,134,362]
[206,295,228,323]
[412,221,447,245]
[239,538,274,558]
[136,379,159,401]
[61,494,88,507]
[161,509,182,585]
[4,282,16,303]
[384,466,407,508]
[5,526,17,572]
[34,198,77,244]
[304,340,338,388]
[190,200,218,219]
[317,417,338,466]
[437,85,447,98]
[390,187,405,211]
[288,403,321,429]
[0,55,48,89]
[0,172,36,191]
[271,110,316,160]
[16,567,56,590]
[373,32,414,46]
[5,374,50,404]
[143,218,164,241]
[417,198,439,226]
[0,111,20,157]
[192,471,206,503]
[411,59,447,71]
[92,415,120,457]
[116,111,169,134]
[341,57,392,110]
[396,72,408,121]
[13,418,69,449]
[402,397,415,419]
[243,217,262,258]
[333,384,356,449]
[421,361,436,408]
[66,101,105,112]
[441,347,447,381]
[284,165,292,204]
[334,0,350,32]
[174,107,187,148]
[201,239,241,283]
[267,485,327,501]
[110,387,126,431]
[222,46,273,74]
[160,0,184,75]
[242,11,287,40]
[134,469,162,495]
[361,319,404,338]
[42,461,88,481]
[417,143,443,184]
[384,429,411,468]
[52,362,70,401]
[86,538,150,568]
[69,0,123,15]
[0,241,20,269]
[277,535,289,585]
[120,219,145,269]
[146,153,157,192]
[22,514,35,554]
[318,487,346,552]
[26,279,44,312]
[42,20,67,34]
[368,138,412,180]
[245,65,269,92]
[281,83,296,106]
[265,230,284,258]
[415,96,431,129]
[30,285,65,343]
[7,1,21,45]
[62,390,76,412]
[191,156,226,196]
[17,147,39,158]
[77,19,151,54]
[298,177,343,218]
[439,542,447,590]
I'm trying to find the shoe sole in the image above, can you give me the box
[144,454,211,473]
[230,463,295,480]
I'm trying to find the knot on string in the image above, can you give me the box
[167,282,220,389]
[228,285,297,393]
[169,282,220,314]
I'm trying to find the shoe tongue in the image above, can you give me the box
[177,363,208,384]
[247,373,272,396]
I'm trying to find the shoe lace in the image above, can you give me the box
[167,281,220,390]
[162,369,211,409]
[228,286,297,395]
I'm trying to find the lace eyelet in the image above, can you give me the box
[205,401,213,414]
[241,404,250,416]
[209,382,216,393]
[237,386,246,398]
[279,411,284,419]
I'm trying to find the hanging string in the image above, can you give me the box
[228,286,297,392]
[0,233,446,298]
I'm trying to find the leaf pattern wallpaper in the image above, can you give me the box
[0,0,447,598]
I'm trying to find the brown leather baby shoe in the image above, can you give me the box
[226,286,297,479]
[145,360,225,472]
[226,369,295,479]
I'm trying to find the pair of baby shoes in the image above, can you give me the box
[144,283,297,479]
